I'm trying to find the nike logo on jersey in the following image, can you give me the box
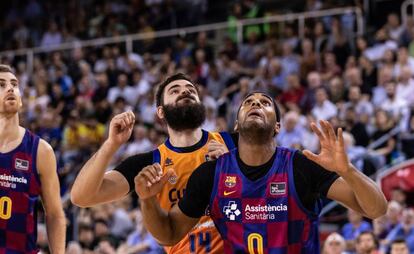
[223,190,236,196]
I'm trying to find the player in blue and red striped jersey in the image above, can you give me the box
[0,65,65,254]
[136,92,388,254]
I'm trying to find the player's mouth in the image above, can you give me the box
[247,109,264,119]
[5,95,16,101]
[176,95,196,103]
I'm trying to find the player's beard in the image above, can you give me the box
[1,100,20,115]
[238,119,274,145]
[163,102,206,131]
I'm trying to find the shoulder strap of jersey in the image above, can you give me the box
[152,148,161,164]
[218,132,236,150]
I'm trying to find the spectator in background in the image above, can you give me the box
[117,209,164,254]
[327,76,346,104]
[107,73,138,106]
[354,231,380,254]
[389,239,410,254]
[342,209,373,248]
[122,125,154,158]
[383,13,404,42]
[369,109,397,165]
[40,21,62,47]
[311,87,338,121]
[390,187,407,208]
[343,106,370,147]
[322,232,346,254]
[385,198,403,232]
[396,66,414,106]
[383,208,414,253]
[342,131,366,170]
[394,46,414,77]
[301,71,323,112]
[299,38,318,80]
[359,56,378,90]
[278,73,305,112]
[276,111,304,149]
[381,80,410,132]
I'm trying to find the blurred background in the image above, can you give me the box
[1,0,414,253]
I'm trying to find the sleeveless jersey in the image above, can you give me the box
[0,129,41,254]
[153,130,235,254]
[209,147,321,254]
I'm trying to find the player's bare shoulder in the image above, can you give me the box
[36,137,57,175]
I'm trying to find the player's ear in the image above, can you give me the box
[234,120,239,132]
[156,106,164,120]
[273,122,280,136]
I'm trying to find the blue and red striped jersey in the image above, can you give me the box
[0,129,41,254]
[209,147,321,254]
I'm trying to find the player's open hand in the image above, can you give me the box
[134,163,175,200]
[206,140,228,160]
[303,120,350,174]
[108,111,135,147]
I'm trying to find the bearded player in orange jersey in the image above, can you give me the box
[71,73,236,253]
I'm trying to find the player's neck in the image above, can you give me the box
[0,113,21,145]
[238,139,276,166]
[167,127,203,147]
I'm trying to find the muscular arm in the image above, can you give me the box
[71,111,135,207]
[140,197,199,245]
[136,161,216,245]
[71,140,130,207]
[37,140,66,254]
[327,164,387,219]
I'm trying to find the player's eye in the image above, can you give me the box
[0,83,5,88]
[261,100,271,106]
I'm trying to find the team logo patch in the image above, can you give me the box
[168,173,177,184]
[15,158,29,171]
[165,157,174,166]
[225,176,236,188]
[270,182,286,195]
[223,201,241,221]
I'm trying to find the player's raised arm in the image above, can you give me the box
[303,120,387,219]
[71,111,135,207]
[37,139,66,254]
[135,164,200,245]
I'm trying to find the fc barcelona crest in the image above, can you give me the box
[225,176,236,188]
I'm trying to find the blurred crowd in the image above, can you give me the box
[1,0,414,253]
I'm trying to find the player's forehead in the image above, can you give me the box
[0,72,18,82]
[164,79,196,93]
[242,92,273,104]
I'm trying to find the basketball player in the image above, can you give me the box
[71,73,235,253]
[136,92,387,253]
[0,65,66,253]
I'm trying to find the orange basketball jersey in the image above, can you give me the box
[153,130,235,254]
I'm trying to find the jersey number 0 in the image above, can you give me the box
[0,196,12,220]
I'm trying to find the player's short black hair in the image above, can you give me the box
[237,91,281,123]
[155,73,199,107]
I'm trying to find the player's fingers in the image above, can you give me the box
[324,120,336,142]
[160,168,175,185]
[303,149,319,163]
[134,172,150,187]
[320,120,330,139]
[146,166,160,181]
[207,150,224,160]
[337,127,344,147]
[310,122,325,141]
[140,170,158,186]
[153,163,163,177]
